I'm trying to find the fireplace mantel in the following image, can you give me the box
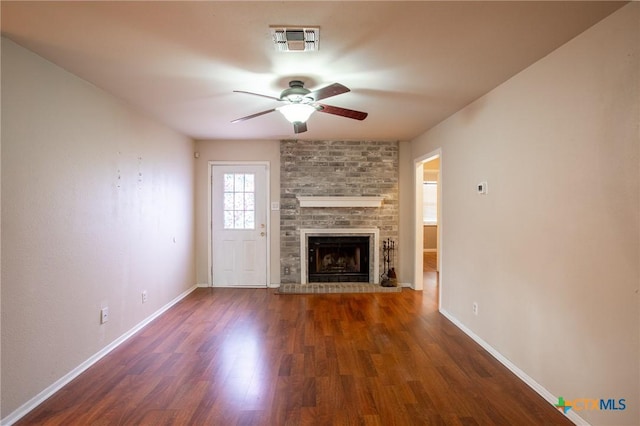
[297,196,384,208]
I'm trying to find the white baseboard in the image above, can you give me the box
[439,309,588,426]
[1,285,198,426]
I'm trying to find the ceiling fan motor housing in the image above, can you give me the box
[281,80,313,103]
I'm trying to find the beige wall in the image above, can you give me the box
[1,38,196,418]
[410,4,639,425]
[194,140,281,285]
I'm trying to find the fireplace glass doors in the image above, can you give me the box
[308,236,370,282]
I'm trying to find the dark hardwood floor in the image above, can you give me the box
[423,251,438,274]
[17,258,571,425]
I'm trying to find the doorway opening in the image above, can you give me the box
[414,151,441,307]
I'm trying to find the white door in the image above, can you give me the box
[211,164,268,287]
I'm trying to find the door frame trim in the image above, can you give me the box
[208,161,271,287]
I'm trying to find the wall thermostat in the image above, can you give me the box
[477,182,488,195]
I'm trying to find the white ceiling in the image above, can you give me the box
[1,1,625,141]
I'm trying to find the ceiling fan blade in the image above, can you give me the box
[231,108,277,123]
[293,121,308,134]
[233,90,282,102]
[310,83,350,101]
[317,104,368,121]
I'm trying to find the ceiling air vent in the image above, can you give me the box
[270,27,319,52]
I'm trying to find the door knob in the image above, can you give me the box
[260,232,266,237]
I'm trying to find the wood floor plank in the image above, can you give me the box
[15,282,572,426]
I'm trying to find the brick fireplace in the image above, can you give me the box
[280,140,399,284]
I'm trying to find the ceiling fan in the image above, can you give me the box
[231,80,368,134]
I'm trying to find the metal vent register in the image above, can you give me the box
[270,27,320,52]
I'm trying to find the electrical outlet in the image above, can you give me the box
[142,291,148,304]
[472,302,478,316]
[284,266,290,275]
[100,307,109,324]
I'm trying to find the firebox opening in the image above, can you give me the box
[308,236,370,282]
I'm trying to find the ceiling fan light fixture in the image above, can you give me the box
[278,103,316,123]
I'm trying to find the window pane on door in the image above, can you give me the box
[224,174,235,191]
[234,211,245,229]
[234,193,244,210]
[244,193,254,210]
[244,174,254,192]
[223,173,256,230]
[223,193,234,211]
